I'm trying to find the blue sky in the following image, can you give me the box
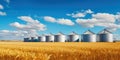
[0,0,120,40]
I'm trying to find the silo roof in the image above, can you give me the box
[83,30,95,34]
[56,32,65,35]
[98,29,112,34]
[46,33,54,36]
[39,34,46,36]
[69,31,78,35]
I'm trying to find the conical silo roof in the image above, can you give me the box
[98,29,112,34]
[56,32,65,35]
[83,30,95,34]
[46,33,54,36]
[38,34,46,37]
[69,31,78,35]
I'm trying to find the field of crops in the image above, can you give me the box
[0,42,120,60]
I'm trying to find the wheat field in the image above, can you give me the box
[0,42,120,60]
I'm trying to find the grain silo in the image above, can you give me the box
[98,29,113,42]
[38,34,46,42]
[54,32,66,42]
[46,33,54,42]
[33,37,39,42]
[68,32,79,42]
[31,37,37,42]
[24,37,30,42]
[82,30,96,42]
[24,37,32,42]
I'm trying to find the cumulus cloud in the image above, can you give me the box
[43,16,74,26]
[85,9,94,14]
[67,13,85,18]
[57,18,74,26]
[0,30,28,40]
[115,13,120,23]
[18,16,39,23]
[0,4,4,9]
[0,11,6,16]
[76,18,96,28]
[43,16,56,22]
[0,16,46,40]
[0,4,7,16]
[66,9,93,18]
[10,16,46,37]
[76,12,120,31]
[92,13,115,23]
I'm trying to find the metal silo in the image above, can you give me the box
[54,32,66,42]
[68,32,79,42]
[24,37,30,42]
[82,30,96,42]
[24,37,31,42]
[33,37,38,42]
[46,33,54,42]
[38,34,46,42]
[98,29,113,42]
[31,37,36,42]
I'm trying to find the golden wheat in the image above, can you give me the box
[0,42,119,60]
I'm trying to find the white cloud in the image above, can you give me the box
[76,12,120,31]
[66,9,93,18]
[0,11,6,16]
[0,30,9,33]
[104,24,120,31]
[0,4,4,9]
[10,16,46,37]
[10,22,25,29]
[76,18,96,28]
[0,30,28,40]
[18,16,39,23]
[43,16,74,26]
[43,16,56,22]
[115,13,120,23]
[57,18,74,26]
[0,4,7,16]
[92,13,115,23]
[67,12,85,18]
[11,16,46,31]
[85,9,94,14]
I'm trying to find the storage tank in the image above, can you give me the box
[24,37,30,42]
[33,37,38,42]
[38,34,46,42]
[68,32,79,42]
[82,30,96,42]
[98,29,113,42]
[46,33,54,42]
[24,37,31,42]
[31,37,36,42]
[54,32,66,42]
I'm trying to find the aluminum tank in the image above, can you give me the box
[98,29,113,42]
[68,32,79,42]
[24,37,31,42]
[31,37,36,42]
[82,34,96,42]
[38,35,46,42]
[46,33,54,42]
[54,32,66,42]
[24,38,29,42]
[82,30,96,42]
[31,37,35,40]
[33,37,38,42]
